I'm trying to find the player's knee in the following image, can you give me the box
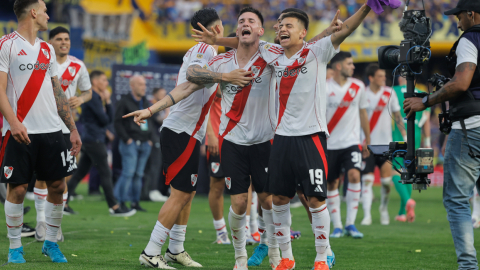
[327,180,339,191]
[47,179,66,194]
[272,195,290,206]
[348,170,361,183]
[231,194,248,213]
[307,196,326,208]
[8,184,28,198]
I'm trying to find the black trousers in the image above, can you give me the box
[68,142,117,208]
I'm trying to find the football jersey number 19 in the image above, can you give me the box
[309,169,324,192]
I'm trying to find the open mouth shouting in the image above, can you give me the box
[241,28,252,37]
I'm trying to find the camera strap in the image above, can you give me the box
[459,119,480,159]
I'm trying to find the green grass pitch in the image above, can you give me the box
[0,185,476,269]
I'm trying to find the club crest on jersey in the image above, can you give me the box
[203,64,208,69]
[251,66,261,76]
[68,66,77,77]
[4,166,13,179]
[225,177,232,189]
[211,163,220,174]
[264,44,271,50]
[41,48,50,59]
[197,53,203,59]
[298,57,306,65]
[191,174,198,186]
[348,88,357,98]
[381,95,389,103]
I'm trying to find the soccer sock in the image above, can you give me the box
[144,221,170,256]
[34,187,48,223]
[213,217,228,236]
[5,201,23,249]
[380,177,392,209]
[257,215,268,245]
[262,208,279,249]
[168,224,186,254]
[245,215,250,236]
[45,201,63,243]
[272,203,293,260]
[474,188,480,218]
[228,206,247,259]
[362,174,375,218]
[326,189,342,229]
[393,174,410,215]
[250,192,258,235]
[345,182,361,226]
[63,192,68,210]
[310,204,330,262]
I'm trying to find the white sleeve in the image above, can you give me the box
[77,63,92,91]
[258,40,283,64]
[0,41,11,74]
[187,44,216,68]
[307,37,340,63]
[390,90,401,113]
[359,84,368,109]
[457,38,478,67]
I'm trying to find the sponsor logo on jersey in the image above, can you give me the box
[203,64,208,69]
[225,177,232,189]
[211,162,220,173]
[68,66,77,77]
[19,61,51,71]
[264,44,271,50]
[191,174,198,186]
[197,53,203,59]
[277,67,307,78]
[41,48,50,59]
[18,49,27,56]
[4,166,13,179]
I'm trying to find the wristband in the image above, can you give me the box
[424,137,431,148]
[147,107,153,117]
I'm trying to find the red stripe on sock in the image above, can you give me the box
[216,225,226,231]
[311,206,327,214]
[327,194,339,199]
[347,189,361,192]
[6,223,23,228]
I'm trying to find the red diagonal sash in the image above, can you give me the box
[327,82,360,133]
[16,42,51,123]
[60,62,82,92]
[369,89,391,133]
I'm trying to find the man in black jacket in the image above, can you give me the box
[114,75,154,212]
[67,70,135,217]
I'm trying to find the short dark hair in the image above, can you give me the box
[225,33,237,52]
[281,8,308,20]
[280,12,309,30]
[14,0,42,19]
[191,8,220,32]
[365,63,381,78]
[237,7,264,26]
[330,51,352,68]
[49,26,70,40]
[90,70,105,82]
[152,87,165,95]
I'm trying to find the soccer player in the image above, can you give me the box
[124,8,254,269]
[360,64,406,226]
[192,4,376,269]
[325,51,370,239]
[34,26,92,243]
[391,76,430,222]
[1,0,82,264]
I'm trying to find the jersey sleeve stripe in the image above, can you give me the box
[0,33,17,50]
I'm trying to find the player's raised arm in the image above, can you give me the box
[308,10,344,43]
[52,75,82,155]
[192,23,239,49]
[186,65,253,87]
[330,4,372,49]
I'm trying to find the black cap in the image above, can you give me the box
[445,0,480,15]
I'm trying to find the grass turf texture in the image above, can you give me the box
[0,185,475,269]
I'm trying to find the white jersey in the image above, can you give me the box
[207,49,276,145]
[326,77,368,150]
[0,32,61,136]
[258,38,339,137]
[362,86,400,145]
[58,55,91,134]
[162,43,217,141]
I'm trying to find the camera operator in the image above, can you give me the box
[404,1,480,269]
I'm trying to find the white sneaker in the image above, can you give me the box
[35,221,46,241]
[57,226,64,242]
[150,190,168,202]
[380,206,390,225]
[233,257,248,270]
[165,249,202,267]
[473,216,480,229]
[361,216,372,226]
[25,192,35,201]
[139,250,176,269]
[268,248,281,269]
[214,231,231,244]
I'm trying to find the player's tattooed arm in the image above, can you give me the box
[52,76,77,131]
[187,65,253,87]
[308,10,343,42]
[331,4,371,48]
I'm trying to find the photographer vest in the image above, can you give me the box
[447,25,480,122]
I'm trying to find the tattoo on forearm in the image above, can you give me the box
[345,24,350,30]
[428,62,476,105]
[52,77,76,131]
[167,93,176,105]
[186,65,222,85]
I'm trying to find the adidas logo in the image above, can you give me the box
[18,49,27,56]
[314,186,322,192]
[316,234,327,240]
[329,92,335,96]
[276,231,284,237]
